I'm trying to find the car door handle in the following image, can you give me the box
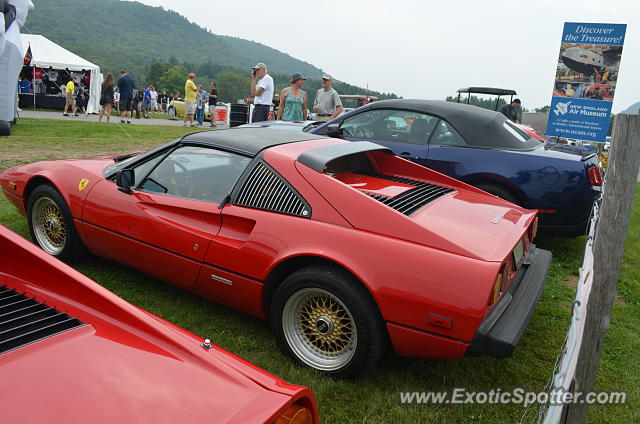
[400,152,412,156]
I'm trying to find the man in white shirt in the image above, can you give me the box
[250,62,273,122]
[150,86,158,112]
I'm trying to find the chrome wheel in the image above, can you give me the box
[31,196,67,255]
[282,288,357,371]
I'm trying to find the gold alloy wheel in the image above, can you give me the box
[282,288,357,371]
[298,293,353,354]
[32,197,67,255]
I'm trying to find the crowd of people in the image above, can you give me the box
[179,73,219,127]
[97,71,177,124]
[82,61,346,126]
[248,62,344,123]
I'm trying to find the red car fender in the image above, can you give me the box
[0,159,107,218]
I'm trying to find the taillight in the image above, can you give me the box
[488,259,514,307]
[274,404,313,424]
[530,216,539,240]
[588,165,603,186]
[488,273,502,306]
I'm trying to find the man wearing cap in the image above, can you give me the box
[314,74,343,122]
[500,98,521,123]
[250,62,274,122]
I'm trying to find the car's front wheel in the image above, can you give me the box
[27,184,86,261]
[271,265,386,379]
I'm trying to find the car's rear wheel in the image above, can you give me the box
[473,182,520,206]
[271,265,386,379]
[27,184,86,261]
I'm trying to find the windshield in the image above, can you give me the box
[102,140,179,177]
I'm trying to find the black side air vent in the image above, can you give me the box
[362,172,454,216]
[234,162,311,218]
[0,285,86,354]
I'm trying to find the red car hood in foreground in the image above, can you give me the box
[0,226,316,424]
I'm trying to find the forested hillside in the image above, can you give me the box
[26,0,322,80]
[25,0,397,103]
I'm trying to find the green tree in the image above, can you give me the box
[216,72,251,103]
[535,105,551,113]
[146,62,170,87]
[157,66,188,95]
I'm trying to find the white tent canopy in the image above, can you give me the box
[20,34,103,113]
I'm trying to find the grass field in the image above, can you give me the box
[1,118,638,423]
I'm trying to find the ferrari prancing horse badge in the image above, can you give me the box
[78,178,89,191]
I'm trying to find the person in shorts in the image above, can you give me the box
[63,78,78,116]
[99,72,115,123]
[116,70,134,124]
[183,73,197,127]
[313,74,343,122]
[143,85,152,118]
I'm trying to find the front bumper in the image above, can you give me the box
[466,246,552,358]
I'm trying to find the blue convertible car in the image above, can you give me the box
[246,100,602,236]
[315,100,603,236]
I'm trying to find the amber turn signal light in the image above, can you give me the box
[274,404,313,424]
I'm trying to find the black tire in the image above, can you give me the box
[27,184,87,262]
[270,265,387,379]
[0,120,10,136]
[473,182,520,205]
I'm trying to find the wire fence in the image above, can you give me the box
[519,188,602,424]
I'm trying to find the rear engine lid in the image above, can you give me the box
[333,172,454,216]
[409,188,536,261]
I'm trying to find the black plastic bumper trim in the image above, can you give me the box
[466,247,552,358]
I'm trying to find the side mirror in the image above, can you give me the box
[116,169,135,194]
[326,123,342,138]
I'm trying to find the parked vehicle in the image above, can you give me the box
[309,100,603,236]
[168,97,213,121]
[0,224,317,423]
[1,127,551,378]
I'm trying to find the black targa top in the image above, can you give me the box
[180,127,324,157]
[367,99,540,150]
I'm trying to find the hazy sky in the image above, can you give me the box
[129,0,638,113]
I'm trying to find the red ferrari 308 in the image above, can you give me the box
[0,224,317,423]
[0,128,552,378]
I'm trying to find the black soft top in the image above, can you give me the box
[180,127,324,156]
[368,99,540,150]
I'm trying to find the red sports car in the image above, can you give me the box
[0,224,317,423]
[0,128,552,378]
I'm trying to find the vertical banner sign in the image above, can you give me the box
[546,22,626,142]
